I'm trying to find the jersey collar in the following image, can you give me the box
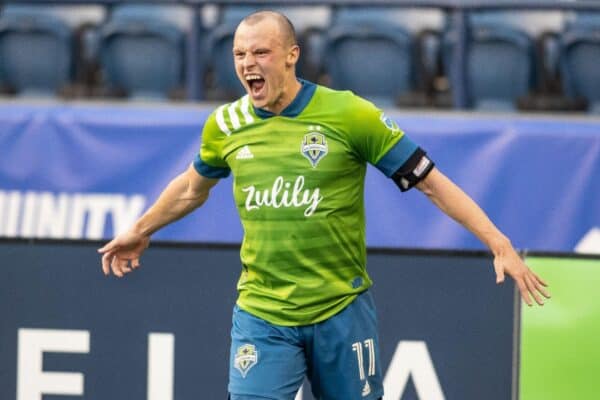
[253,79,316,119]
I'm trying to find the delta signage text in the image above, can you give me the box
[15,328,445,400]
[0,242,516,400]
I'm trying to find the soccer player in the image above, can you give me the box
[98,10,550,400]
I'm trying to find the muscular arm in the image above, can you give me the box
[99,164,219,277]
[416,168,508,253]
[133,163,219,237]
[416,167,550,306]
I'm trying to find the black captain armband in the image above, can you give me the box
[391,148,435,192]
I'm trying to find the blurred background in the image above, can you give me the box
[0,1,599,399]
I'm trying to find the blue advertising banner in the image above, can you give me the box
[0,240,516,400]
[0,103,599,252]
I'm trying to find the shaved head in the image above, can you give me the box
[239,10,297,47]
[233,10,302,114]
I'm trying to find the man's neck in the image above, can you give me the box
[265,78,302,115]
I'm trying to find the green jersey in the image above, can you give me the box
[195,81,418,326]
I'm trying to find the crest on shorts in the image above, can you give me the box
[234,344,258,378]
[301,129,328,168]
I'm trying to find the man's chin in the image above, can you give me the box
[249,94,268,109]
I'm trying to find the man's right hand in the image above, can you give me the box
[98,230,150,278]
[97,164,218,278]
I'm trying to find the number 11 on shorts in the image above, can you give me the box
[352,338,376,380]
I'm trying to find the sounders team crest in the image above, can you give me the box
[301,130,328,168]
[234,344,258,378]
[380,112,400,136]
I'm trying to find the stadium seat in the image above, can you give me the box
[444,15,538,110]
[98,4,194,100]
[206,17,240,100]
[471,10,565,88]
[325,7,419,107]
[0,5,70,96]
[0,4,105,97]
[206,5,330,100]
[560,13,600,113]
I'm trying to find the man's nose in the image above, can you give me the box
[242,53,256,69]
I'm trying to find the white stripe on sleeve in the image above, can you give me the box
[215,104,231,136]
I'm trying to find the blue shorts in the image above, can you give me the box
[228,291,383,400]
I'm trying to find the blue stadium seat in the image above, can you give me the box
[470,26,535,110]
[206,18,241,99]
[325,8,417,106]
[471,10,565,88]
[0,5,73,96]
[0,4,105,97]
[207,5,330,100]
[445,17,537,110]
[324,25,414,107]
[99,5,194,100]
[560,13,600,113]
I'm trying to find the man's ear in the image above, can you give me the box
[286,45,300,67]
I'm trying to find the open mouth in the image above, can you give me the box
[246,74,265,97]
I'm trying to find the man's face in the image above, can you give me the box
[233,19,298,111]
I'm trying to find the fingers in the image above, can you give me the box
[494,264,505,284]
[496,253,550,307]
[531,273,551,299]
[110,255,125,278]
[131,258,141,269]
[515,278,533,307]
[537,285,551,299]
[532,271,549,288]
[98,241,117,254]
[103,254,139,278]
[102,251,113,276]
[524,274,545,306]
[515,270,551,307]
[100,240,121,276]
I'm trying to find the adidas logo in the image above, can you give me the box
[236,145,254,160]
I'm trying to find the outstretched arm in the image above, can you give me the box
[416,167,550,306]
[98,163,219,277]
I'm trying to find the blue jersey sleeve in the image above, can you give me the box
[193,154,231,178]
[373,135,419,177]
